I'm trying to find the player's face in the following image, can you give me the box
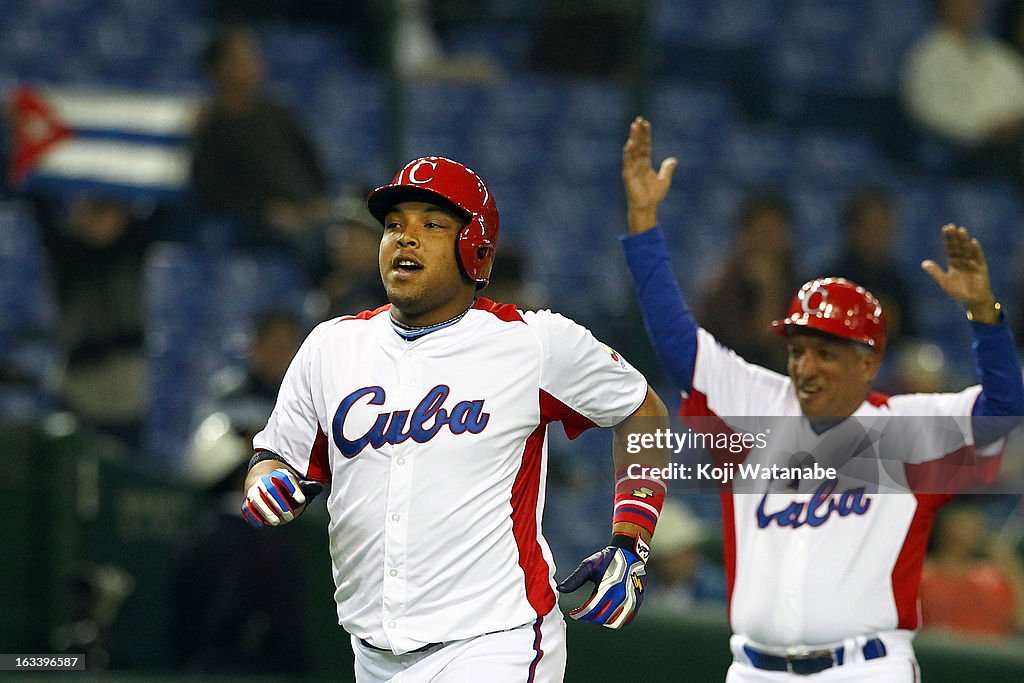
[787,333,882,419]
[379,201,475,326]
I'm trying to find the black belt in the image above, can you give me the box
[743,637,887,676]
[358,638,442,654]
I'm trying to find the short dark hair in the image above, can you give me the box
[786,327,874,356]
[841,185,893,229]
[736,192,794,233]
[201,24,252,74]
[253,309,300,341]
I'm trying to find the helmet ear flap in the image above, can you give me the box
[456,216,495,288]
[474,245,495,287]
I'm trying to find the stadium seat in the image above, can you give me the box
[771,37,853,96]
[444,25,533,72]
[470,131,553,187]
[651,81,736,174]
[793,130,884,184]
[542,481,613,570]
[401,83,482,161]
[652,0,716,46]
[406,82,485,132]
[480,74,563,135]
[943,181,1022,298]
[945,180,1023,249]
[653,81,737,135]
[787,181,842,273]
[404,130,472,167]
[143,242,307,468]
[560,79,629,135]
[485,181,536,243]
[550,130,624,183]
[0,200,61,419]
[719,125,796,184]
[259,24,345,74]
[702,0,780,48]
[0,201,59,328]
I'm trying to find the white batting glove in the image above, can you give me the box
[241,468,318,528]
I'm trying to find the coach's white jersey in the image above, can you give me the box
[254,298,647,654]
[682,328,1002,650]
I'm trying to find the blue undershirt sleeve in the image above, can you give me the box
[620,227,699,394]
[969,317,1024,444]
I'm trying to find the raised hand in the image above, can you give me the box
[921,224,1000,323]
[622,116,677,235]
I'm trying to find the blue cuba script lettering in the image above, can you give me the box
[757,481,871,529]
[334,385,490,457]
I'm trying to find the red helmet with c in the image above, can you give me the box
[366,156,499,289]
[769,277,888,353]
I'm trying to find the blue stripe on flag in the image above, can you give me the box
[26,175,188,203]
[74,128,187,146]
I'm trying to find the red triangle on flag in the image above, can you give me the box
[7,86,74,187]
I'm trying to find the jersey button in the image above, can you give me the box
[392,514,400,522]
[397,458,406,466]
[388,621,397,629]
[389,569,399,577]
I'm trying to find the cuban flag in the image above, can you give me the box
[7,85,200,202]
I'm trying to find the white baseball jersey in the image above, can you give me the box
[254,298,647,655]
[683,328,1003,650]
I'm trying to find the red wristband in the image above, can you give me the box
[612,466,667,539]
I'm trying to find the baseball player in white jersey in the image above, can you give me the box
[239,156,671,682]
[619,118,1024,681]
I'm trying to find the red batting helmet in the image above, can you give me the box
[366,156,499,288]
[770,277,887,352]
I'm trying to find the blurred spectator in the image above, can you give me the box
[390,0,500,83]
[190,25,332,269]
[919,499,1024,639]
[878,339,953,394]
[1011,248,1024,347]
[529,0,645,77]
[645,499,727,612]
[52,562,136,671]
[201,309,303,437]
[481,244,543,310]
[174,308,310,675]
[902,0,1024,180]
[695,192,797,374]
[31,193,164,449]
[175,413,312,675]
[823,186,916,343]
[310,187,388,319]
[210,0,498,83]
[997,0,1024,58]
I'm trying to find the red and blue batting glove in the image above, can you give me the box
[556,534,650,630]
[242,468,323,528]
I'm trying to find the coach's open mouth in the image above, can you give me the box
[796,384,820,400]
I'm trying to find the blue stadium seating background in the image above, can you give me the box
[3,0,1024,563]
